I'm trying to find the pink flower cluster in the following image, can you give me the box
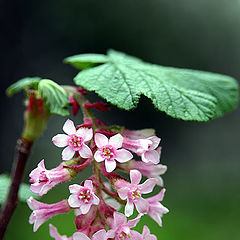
[27,117,168,240]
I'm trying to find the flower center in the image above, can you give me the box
[68,134,83,150]
[78,188,92,203]
[130,187,141,201]
[39,171,49,183]
[101,145,115,160]
[118,232,130,240]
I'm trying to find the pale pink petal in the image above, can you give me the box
[92,229,107,240]
[80,203,91,214]
[125,199,134,217]
[106,230,115,239]
[49,224,69,240]
[151,212,163,226]
[30,184,45,196]
[130,170,142,185]
[95,133,108,148]
[69,184,82,194]
[143,150,160,164]
[105,160,116,172]
[79,143,92,158]
[117,187,129,200]
[62,146,75,160]
[128,213,143,228]
[77,128,93,142]
[52,134,69,147]
[139,178,157,194]
[84,180,93,190]
[155,176,164,187]
[94,150,105,162]
[115,149,133,163]
[113,212,127,228]
[109,134,123,149]
[32,216,46,232]
[73,232,90,240]
[38,159,46,169]
[135,198,149,214]
[63,119,76,135]
[148,188,166,202]
[148,136,160,150]
[92,194,100,205]
[68,194,81,208]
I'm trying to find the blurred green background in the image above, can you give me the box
[1,0,240,239]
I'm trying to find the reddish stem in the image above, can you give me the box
[0,138,33,239]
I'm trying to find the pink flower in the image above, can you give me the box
[73,229,108,240]
[29,159,71,196]
[49,224,73,240]
[122,128,155,140]
[27,197,70,232]
[52,119,93,160]
[94,133,133,172]
[116,170,157,217]
[107,212,142,240]
[122,136,161,164]
[146,188,169,226]
[124,159,167,186]
[68,180,99,215]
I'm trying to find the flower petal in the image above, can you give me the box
[84,180,93,190]
[80,203,91,214]
[94,150,105,162]
[95,133,108,148]
[52,134,69,148]
[130,170,142,185]
[139,178,157,194]
[142,150,160,164]
[109,134,123,149]
[79,143,92,158]
[128,213,143,228]
[115,149,133,163]
[63,119,76,135]
[148,136,160,150]
[113,212,127,228]
[135,197,149,214]
[105,160,116,172]
[62,146,75,160]
[69,184,82,194]
[73,232,90,240]
[77,128,93,142]
[92,229,107,240]
[125,199,134,217]
[105,199,121,210]
[147,188,166,202]
[117,187,129,200]
[68,194,80,208]
[49,224,69,240]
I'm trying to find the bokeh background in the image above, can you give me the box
[1,0,240,239]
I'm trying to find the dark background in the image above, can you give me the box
[0,0,240,239]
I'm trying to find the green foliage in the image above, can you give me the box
[66,50,239,121]
[0,174,39,205]
[38,79,69,116]
[64,53,109,70]
[6,77,41,96]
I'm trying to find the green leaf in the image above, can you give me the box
[0,174,39,205]
[6,77,41,96]
[38,79,70,116]
[69,49,238,121]
[64,53,109,70]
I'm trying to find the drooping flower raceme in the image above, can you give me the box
[29,159,71,196]
[115,170,157,217]
[52,119,93,160]
[94,133,133,172]
[68,180,100,215]
[28,111,168,239]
